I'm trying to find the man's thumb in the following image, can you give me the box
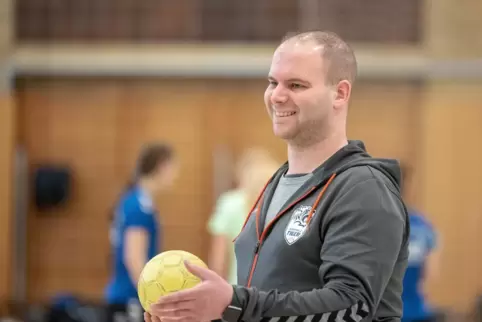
[184,260,217,281]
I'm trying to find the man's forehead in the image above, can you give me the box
[269,42,324,77]
[277,39,322,55]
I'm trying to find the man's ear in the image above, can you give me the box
[333,80,351,109]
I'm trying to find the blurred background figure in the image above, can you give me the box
[401,164,441,322]
[207,149,279,284]
[104,143,178,322]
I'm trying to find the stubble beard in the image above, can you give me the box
[280,118,326,149]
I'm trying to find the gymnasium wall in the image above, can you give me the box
[11,75,482,311]
[1,0,482,317]
[11,75,482,312]
[13,78,422,303]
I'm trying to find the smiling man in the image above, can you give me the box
[146,31,410,322]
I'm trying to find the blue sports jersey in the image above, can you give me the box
[105,186,160,305]
[402,210,437,321]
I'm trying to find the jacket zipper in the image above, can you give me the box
[246,186,316,287]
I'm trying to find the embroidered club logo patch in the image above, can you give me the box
[284,205,312,245]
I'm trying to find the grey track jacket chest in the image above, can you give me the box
[230,140,410,322]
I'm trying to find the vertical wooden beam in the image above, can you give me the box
[0,78,14,312]
[0,0,14,312]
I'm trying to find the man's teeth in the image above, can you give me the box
[275,111,296,117]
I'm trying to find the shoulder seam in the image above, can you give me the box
[366,166,404,204]
[333,176,377,202]
[333,165,403,206]
[333,166,378,200]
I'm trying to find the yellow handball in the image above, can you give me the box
[137,250,207,313]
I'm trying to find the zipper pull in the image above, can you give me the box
[254,241,261,253]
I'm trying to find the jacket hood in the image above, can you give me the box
[319,140,402,190]
[275,140,403,191]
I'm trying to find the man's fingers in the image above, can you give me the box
[162,317,195,322]
[149,307,199,322]
[161,313,198,322]
[152,308,193,319]
[145,312,162,322]
[144,312,151,322]
[157,287,201,305]
[184,261,218,281]
[152,299,196,316]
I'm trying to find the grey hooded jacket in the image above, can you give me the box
[230,140,409,322]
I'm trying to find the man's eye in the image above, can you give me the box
[291,83,304,89]
[268,81,278,86]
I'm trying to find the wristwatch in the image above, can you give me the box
[221,305,243,322]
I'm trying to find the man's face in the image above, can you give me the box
[264,42,335,146]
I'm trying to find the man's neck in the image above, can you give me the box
[286,133,348,175]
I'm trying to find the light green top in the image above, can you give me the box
[207,189,248,285]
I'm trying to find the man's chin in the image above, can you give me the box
[273,129,296,141]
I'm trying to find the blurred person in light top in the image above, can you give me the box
[207,148,280,285]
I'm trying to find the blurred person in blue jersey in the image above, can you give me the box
[401,164,441,322]
[105,143,178,322]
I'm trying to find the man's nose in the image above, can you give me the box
[271,85,289,104]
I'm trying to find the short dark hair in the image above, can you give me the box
[108,143,174,224]
[282,31,358,86]
[136,143,174,177]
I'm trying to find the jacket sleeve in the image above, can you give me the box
[230,177,407,322]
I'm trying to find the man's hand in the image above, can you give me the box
[144,312,161,322]
[148,260,234,322]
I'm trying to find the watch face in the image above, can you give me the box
[223,305,242,322]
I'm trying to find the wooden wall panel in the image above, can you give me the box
[0,94,15,310]
[16,78,420,304]
[16,79,214,302]
[418,82,482,311]
[18,80,122,301]
[348,81,421,161]
[218,80,287,164]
